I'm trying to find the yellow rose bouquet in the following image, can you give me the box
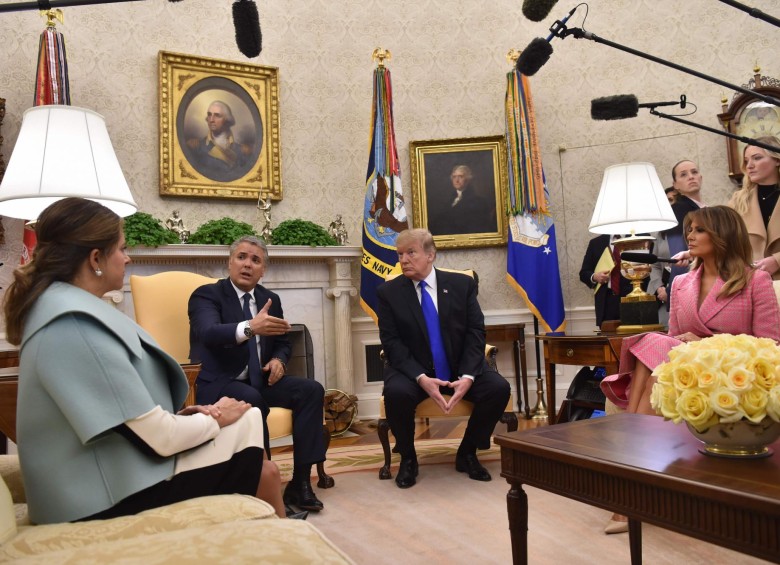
[650,334,780,432]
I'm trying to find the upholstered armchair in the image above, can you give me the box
[129,271,333,488]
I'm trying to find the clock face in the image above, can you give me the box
[736,101,780,160]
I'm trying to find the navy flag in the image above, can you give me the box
[360,63,408,322]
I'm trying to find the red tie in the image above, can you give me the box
[610,244,622,294]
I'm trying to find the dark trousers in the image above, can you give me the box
[197,375,326,470]
[383,362,510,460]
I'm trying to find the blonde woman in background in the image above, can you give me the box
[728,135,780,278]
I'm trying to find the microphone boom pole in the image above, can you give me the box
[557,26,780,108]
[647,108,780,153]
[717,0,780,28]
[0,0,144,13]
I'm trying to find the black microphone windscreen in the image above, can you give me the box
[620,252,679,264]
[233,0,262,58]
[516,38,553,76]
[521,0,559,22]
[621,252,658,264]
[591,94,639,121]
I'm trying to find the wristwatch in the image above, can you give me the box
[243,321,255,338]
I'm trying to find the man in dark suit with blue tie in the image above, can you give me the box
[188,236,326,512]
[377,228,510,489]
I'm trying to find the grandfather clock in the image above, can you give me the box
[717,67,780,184]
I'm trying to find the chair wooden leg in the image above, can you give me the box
[377,417,393,479]
[501,411,519,433]
[316,425,335,488]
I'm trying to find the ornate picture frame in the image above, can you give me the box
[409,135,508,249]
[159,51,282,201]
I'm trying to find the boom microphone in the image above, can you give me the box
[521,0,559,22]
[516,38,553,76]
[233,0,262,58]
[591,94,687,120]
[516,6,577,76]
[620,252,678,264]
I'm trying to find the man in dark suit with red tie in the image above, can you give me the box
[579,234,647,328]
[377,228,510,489]
[188,236,326,512]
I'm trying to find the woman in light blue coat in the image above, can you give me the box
[4,198,284,523]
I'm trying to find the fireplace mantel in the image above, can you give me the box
[127,244,362,262]
[118,244,362,392]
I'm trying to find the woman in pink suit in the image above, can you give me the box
[600,205,780,535]
[602,205,780,416]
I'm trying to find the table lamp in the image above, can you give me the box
[589,162,677,332]
[0,105,137,220]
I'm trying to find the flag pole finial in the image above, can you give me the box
[506,49,521,65]
[40,8,63,27]
[372,48,391,67]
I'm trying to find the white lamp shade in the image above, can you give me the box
[589,162,677,235]
[0,105,137,220]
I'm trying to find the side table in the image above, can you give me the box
[486,323,529,418]
[534,333,623,425]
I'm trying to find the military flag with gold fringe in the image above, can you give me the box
[504,68,565,334]
[360,60,409,322]
[22,15,71,265]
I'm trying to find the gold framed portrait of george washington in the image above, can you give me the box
[410,135,508,250]
[158,51,282,201]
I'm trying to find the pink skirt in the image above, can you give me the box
[600,332,683,408]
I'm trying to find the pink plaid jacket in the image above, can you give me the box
[602,267,780,407]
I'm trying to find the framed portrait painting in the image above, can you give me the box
[159,51,282,201]
[410,135,508,249]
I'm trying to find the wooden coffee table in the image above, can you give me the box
[495,414,780,564]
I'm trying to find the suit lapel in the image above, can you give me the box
[767,196,780,253]
[435,269,452,322]
[435,269,455,367]
[220,278,246,322]
[698,275,739,325]
[745,189,767,244]
[252,285,271,364]
[674,269,709,336]
[401,276,429,340]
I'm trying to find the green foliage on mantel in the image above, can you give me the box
[188,218,257,245]
[271,219,338,246]
[123,212,180,247]
[124,214,338,248]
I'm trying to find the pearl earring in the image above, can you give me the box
[95,269,103,277]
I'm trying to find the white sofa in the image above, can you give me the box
[0,455,352,564]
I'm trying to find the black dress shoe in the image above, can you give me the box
[395,457,419,489]
[283,481,324,512]
[455,452,491,481]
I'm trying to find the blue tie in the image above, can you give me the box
[418,280,451,381]
[242,293,262,388]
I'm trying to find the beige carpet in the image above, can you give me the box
[273,438,500,482]
[287,451,772,565]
